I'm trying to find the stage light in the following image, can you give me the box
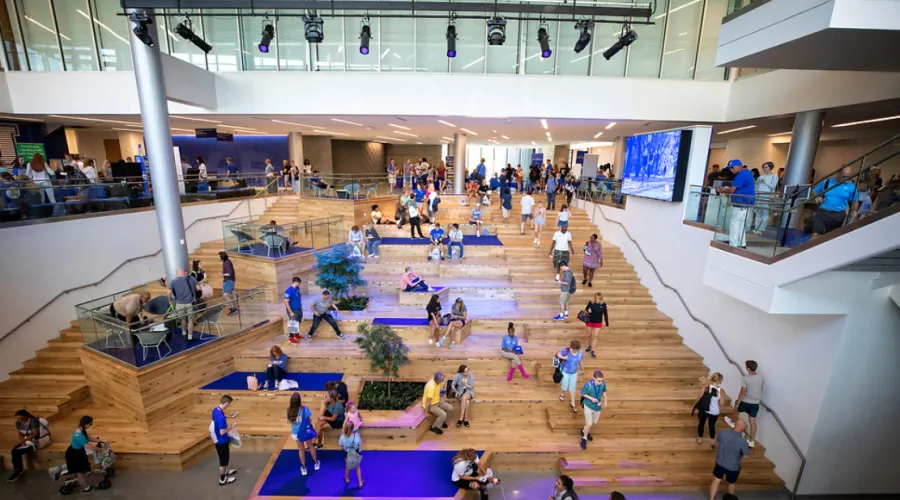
[604,24,637,60]
[537,26,551,58]
[128,12,154,47]
[574,20,593,54]
[304,14,324,44]
[446,25,457,57]
[487,17,506,46]
[258,20,274,52]
[175,18,212,54]
[359,22,371,55]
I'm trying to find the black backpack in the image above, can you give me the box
[692,386,718,415]
[568,275,577,294]
[445,379,457,399]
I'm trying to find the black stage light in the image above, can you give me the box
[259,21,275,53]
[175,19,212,54]
[537,26,551,58]
[604,25,637,60]
[304,15,324,44]
[574,21,592,54]
[487,17,506,46]
[129,13,154,47]
[359,23,371,55]
[446,25,457,57]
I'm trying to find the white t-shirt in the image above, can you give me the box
[552,231,572,251]
[520,195,535,215]
[428,191,438,207]
[408,204,420,218]
[451,456,478,482]
[708,385,721,415]
[558,210,569,222]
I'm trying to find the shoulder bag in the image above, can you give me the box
[552,355,564,384]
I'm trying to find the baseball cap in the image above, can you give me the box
[725,159,743,169]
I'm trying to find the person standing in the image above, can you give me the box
[549,474,578,500]
[424,372,453,434]
[387,158,397,192]
[402,159,412,189]
[168,269,199,341]
[225,157,238,179]
[582,234,603,287]
[579,370,607,449]
[290,161,301,194]
[500,187,513,224]
[500,323,529,381]
[436,160,448,193]
[715,160,755,248]
[452,364,475,428]
[520,189,535,235]
[407,200,426,238]
[339,421,364,487]
[811,166,859,237]
[583,293,609,359]
[516,164,524,192]
[65,416,102,493]
[219,252,239,316]
[555,263,576,321]
[556,204,570,231]
[534,201,547,246]
[546,173,559,211]
[475,158,487,184]
[557,341,585,413]
[752,162,778,234]
[287,393,320,476]
[694,373,726,447]
[724,360,764,448]
[284,277,303,344]
[25,154,56,204]
[211,396,239,486]
[548,225,575,282]
[709,420,750,500]
[307,290,344,338]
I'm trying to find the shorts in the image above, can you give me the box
[521,213,533,222]
[558,219,569,227]
[586,322,604,329]
[584,406,601,425]
[215,442,230,467]
[559,291,571,306]
[328,420,344,430]
[175,302,194,316]
[737,401,760,418]
[222,280,235,294]
[560,372,578,392]
[713,463,741,484]
[552,250,570,269]
[502,207,510,218]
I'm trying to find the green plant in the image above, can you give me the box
[336,295,370,311]
[354,323,410,397]
[357,381,425,411]
[313,243,367,299]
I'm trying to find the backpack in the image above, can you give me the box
[568,275,577,294]
[552,354,564,384]
[445,379,457,399]
[692,386,717,415]
[430,247,442,261]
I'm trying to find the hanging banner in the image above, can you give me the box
[531,153,544,166]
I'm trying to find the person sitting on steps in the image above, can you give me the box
[424,372,453,435]
[440,297,467,349]
[451,448,499,500]
[500,323,530,382]
[401,266,432,292]
[452,364,475,428]
[313,390,345,450]
[469,202,485,237]
[370,204,397,225]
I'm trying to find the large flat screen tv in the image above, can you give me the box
[621,129,693,202]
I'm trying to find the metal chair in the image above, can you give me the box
[262,233,287,257]
[134,326,172,361]
[230,229,256,253]
[195,303,227,339]
[342,183,361,199]
[366,182,380,198]
[103,323,128,348]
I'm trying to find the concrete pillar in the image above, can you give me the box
[127,8,188,282]
[453,133,467,194]
[553,145,570,170]
[288,132,304,168]
[613,137,626,178]
[783,110,824,188]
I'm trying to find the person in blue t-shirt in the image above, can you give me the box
[489,174,500,192]
[811,166,859,236]
[225,157,238,179]
[475,159,487,183]
[500,323,530,381]
[429,223,445,259]
[283,277,303,344]
[211,395,239,486]
[579,370,608,449]
[716,159,755,248]
[557,340,585,413]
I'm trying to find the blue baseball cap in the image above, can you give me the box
[725,159,743,169]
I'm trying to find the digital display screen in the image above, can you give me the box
[621,129,693,202]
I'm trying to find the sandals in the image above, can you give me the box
[559,394,565,401]
[570,403,578,413]
[456,420,463,428]
[464,421,470,428]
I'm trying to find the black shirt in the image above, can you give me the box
[426,301,442,322]
[585,301,609,326]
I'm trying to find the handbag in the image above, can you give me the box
[346,447,362,469]
[227,427,242,449]
[692,386,712,416]
[246,374,259,391]
[552,356,563,384]
[577,310,590,323]
[287,319,300,334]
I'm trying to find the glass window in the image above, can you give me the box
[90,0,131,71]
[450,14,485,74]
[275,13,307,71]
[310,14,344,71]
[555,19,589,76]
[415,16,447,73]
[344,13,376,72]
[380,16,414,72]
[660,0,704,79]
[203,10,240,72]
[3,0,29,70]
[53,0,97,70]
[484,18,517,74]
[163,9,206,69]
[240,12,276,70]
[590,24,627,77]
[626,0,669,78]
[16,0,62,70]
[524,18,557,75]
[695,0,728,81]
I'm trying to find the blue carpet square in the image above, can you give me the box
[380,236,503,246]
[259,449,477,497]
[372,318,429,326]
[85,329,217,368]
[200,371,342,391]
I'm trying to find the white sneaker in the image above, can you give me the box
[301,466,308,476]
[314,460,321,471]
[436,342,442,348]
[429,338,434,345]
[747,440,755,448]
[555,274,560,281]
[449,341,456,349]
[724,417,736,429]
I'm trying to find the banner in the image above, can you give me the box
[15,142,46,159]
[531,153,543,166]
[575,150,586,165]
[445,156,454,167]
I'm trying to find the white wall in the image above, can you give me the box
[0,197,270,382]
[73,130,121,163]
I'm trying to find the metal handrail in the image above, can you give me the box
[0,178,278,347]
[587,200,806,499]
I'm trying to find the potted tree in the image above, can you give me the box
[313,243,369,310]
[355,323,421,410]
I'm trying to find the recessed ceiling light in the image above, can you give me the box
[272,119,319,128]
[717,125,757,135]
[376,135,407,142]
[312,130,351,136]
[832,114,900,128]
[416,142,423,144]
[170,127,193,132]
[460,128,478,136]
[47,115,142,126]
[593,132,603,139]
[331,118,363,126]
[389,123,411,130]
[219,124,259,131]
[501,135,509,140]
[0,115,43,122]
[492,130,497,133]
[541,119,548,130]
[112,128,139,132]
[605,122,616,130]
[232,130,266,135]
[170,115,222,124]
[440,140,450,144]
[768,131,793,137]
[442,136,454,141]
[393,131,418,137]
[531,141,538,146]
[438,120,457,127]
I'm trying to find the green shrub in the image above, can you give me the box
[336,295,370,311]
[357,381,425,411]
[313,243,367,299]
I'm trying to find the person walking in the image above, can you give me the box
[387,158,398,192]
[579,370,608,449]
[284,277,303,344]
[694,373,727,447]
[520,189,535,235]
[339,421,364,487]
[211,396,239,486]
[715,160,755,248]
[219,252,239,315]
[557,341,585,413]
[582,234,603,287]
[500,323,529,381]
[556,204,570,230]
[709,420,751,500]
[555,263,576,321]
[724,360,764,448]
[65,416,103,493]
[549,225,574,282]
[500,187,512,224]
[583,293,609,358]
[549,474,578,500]
[307,290,344,338]
[407,200,426,238]
[287,392,320,476]
[424,372,453,434]
[534,201,547,246]
[168,268,199,341]
[547,173,559,211]
[452,364,475,428]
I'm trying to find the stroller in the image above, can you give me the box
[50,442,117,495]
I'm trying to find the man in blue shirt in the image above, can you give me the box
[475,159,487,183]
[716,159,755,248]
[225,157,238,179]
[211,395,238,485]
[546,174,558,210]
[429,223,445,259]
[284,277,303,344]
[579,370,608,449]
[557,340,585,413]
[811,166,859,236]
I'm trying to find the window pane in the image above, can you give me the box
[626,0,668,78]
[524,18,557,75]
[16,0,62,70]
[660,0,703,79]
[380,16,413,72]
[164,9,206,69]
[3,0,29,70]
[590,25,626,77]
[203,10,240,72]
[90,0,131,71]
[415,16,447,73]
[53,0,97,70]
[450,15,485,74]
[345,13,375,71]
[311,15,344,71]
[485,18,517,74]
[555,19,589,76]
[275,13,307,71]
[695,0,728,81]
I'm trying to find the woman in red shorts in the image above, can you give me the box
[583,292,609,359]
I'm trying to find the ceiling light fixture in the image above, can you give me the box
[258,18,274,52]
[219,124,259,131]
[487,17,507,46]
[541,119,548,130]
[331,118,363,126]
[605,122,617,130]
[359,15,371,54]
[501,135,509,140]
[717,125,757,135]
[593,132,604,139]
[438,120,457,127]
[271,119,318,128]
[768,131,793,137]
[313,130,351,136]
[393,131,418,137]
[603,23,637,60]
[531,141,538,146]
[537,24,552,58]
[446,16,457,58]
[0,115,43,122]
[574,20,593,54]
[389,123,411,130]
[460,128,478,136]
[376,135,407,142]
[442,136,454,141]
[47,115,142,126]
[128,12,154,48]
[171,115,222,124]
[304,13,324,44]
[831,114,900,128]
[175,17,212,53]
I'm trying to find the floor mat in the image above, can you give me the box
[372,318,429,326]
[200,372,343,391]
[380,236,503,246]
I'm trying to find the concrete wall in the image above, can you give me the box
[386,144,442,166]
[331,140,386,175]
[301,135,333,174]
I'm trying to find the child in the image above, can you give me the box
[469,203,484,238]
[557,205,570,230]
[429,222,445,260]
[338,421,363,488]
[345,401,363,431]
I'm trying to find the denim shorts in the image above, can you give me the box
[222,280,235,293]
[560,372,578,392]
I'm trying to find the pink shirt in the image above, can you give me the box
[401,272,420,288]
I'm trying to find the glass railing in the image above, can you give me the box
[76,286,268,368]
[725,0,769,18]
[293,173,398,198]
[222,215,345,258]
[576,177,627,207]
[685,186,791,256]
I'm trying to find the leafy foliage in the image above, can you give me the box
[354,323,410,397]
[313,243,367,299]
[357,381,425,411]
[336,295,371,311]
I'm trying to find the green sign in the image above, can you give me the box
[15,143,46,159]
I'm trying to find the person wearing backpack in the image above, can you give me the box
[693,373,727,447]
[579,370,608,449]
[550,474,579,500]
[555,263,576,321]
[287,392,320,476]
[7,410,51,482]
[339,420,364,487]
[557,341,585,413]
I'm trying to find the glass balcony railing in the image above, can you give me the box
[577,177,628,208]
[222,215,345,258]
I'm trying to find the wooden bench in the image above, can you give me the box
[399,285,449,306]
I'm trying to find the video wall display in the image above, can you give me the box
[621,129,693,202]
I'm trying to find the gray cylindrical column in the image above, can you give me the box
[453,133,467,194]
[128,8,188,282]
[783,110,824,188]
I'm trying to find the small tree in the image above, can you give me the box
[355,323,410,397]
[313,243,367,299]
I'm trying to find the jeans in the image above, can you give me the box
[11,444,34,471]
[266,365,287,386]
[308,313,341,336]
[36,180,56,204]
[404,282,429,292]
[728,206,749,247]
[754,207,769,232]
[366,239,381,256]
[547,191,556,210]
[449,241,464,258]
